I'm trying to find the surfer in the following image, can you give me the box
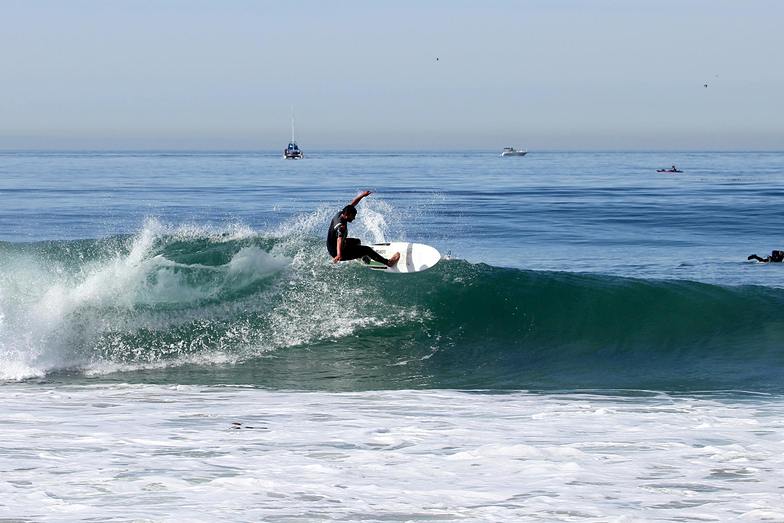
[327,191,400,267]
[747,250,784,263]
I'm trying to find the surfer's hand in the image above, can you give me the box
[350,191,372,207]
[333,255,341,263]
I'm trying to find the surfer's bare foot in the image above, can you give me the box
[386,252,400,267]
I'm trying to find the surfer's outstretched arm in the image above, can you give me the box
[349,191,372,207]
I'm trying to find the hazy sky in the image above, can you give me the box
[1,0,783,150]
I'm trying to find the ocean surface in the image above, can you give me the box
[1,151,783,521]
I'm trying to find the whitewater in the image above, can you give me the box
[2,151,784,521]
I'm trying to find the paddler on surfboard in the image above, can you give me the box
[327,191,400,267]
[748,250,784,263]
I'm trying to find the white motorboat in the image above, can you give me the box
[500,147,527,157]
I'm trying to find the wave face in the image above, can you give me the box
[2,219,783,392]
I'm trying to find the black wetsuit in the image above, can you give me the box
[326,210,387,264]
[748,250,784,263]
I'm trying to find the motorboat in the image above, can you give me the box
[500,147,527,157]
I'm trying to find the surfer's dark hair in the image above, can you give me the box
[342,204,357,216]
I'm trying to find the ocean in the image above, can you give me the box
[1,151,783,521]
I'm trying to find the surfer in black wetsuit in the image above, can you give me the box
[327,191,400,267]
[748,250,784,263]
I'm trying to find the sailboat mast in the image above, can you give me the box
[290,106,295,143]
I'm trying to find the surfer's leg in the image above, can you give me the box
[384,251,400,267]
[363,247,390,264]
[342,244,386,263]
[342,239,399,266]
[337,238,367,261]
[361,247,399,267]
[342,243,399,266]
[748,254,767,262]
[340,238,365,260]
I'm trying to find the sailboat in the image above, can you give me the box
[283,109,304,159]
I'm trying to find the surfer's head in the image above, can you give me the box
[342,205,357,221]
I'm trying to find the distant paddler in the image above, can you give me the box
[327,191,400,267]
[748,250,784,263]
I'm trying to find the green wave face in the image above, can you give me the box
[2,226,783,392]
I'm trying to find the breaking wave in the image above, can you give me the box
[2,216,783,392]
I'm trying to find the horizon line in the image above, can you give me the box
[2,148,783,154]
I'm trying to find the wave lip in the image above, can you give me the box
[0,220,294,380]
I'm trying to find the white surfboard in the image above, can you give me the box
[360,242,441,273]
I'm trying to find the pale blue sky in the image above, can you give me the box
[1,0,782,150]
